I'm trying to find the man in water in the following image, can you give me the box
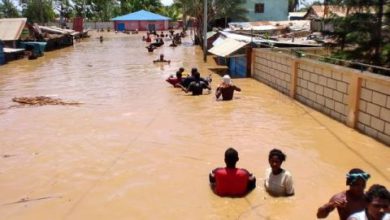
[209,148,256,197]
[317,168,371,220]
[166,68,184,87]
[347,184,390,220]
[153,54,170,64]
[216,75,241,101]
[181,68,210,88]
[180,72,211,96]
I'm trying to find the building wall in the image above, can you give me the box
[113,21,168,31]
[252,48,390,145]
[242,0,289,21]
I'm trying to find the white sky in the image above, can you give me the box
[161,0,174,6]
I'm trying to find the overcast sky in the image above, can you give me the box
[161,0,174,6]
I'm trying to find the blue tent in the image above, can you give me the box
[111,10,171,21]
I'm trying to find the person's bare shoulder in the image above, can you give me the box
[330,191,347,201]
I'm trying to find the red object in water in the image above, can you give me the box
[73,17,83,32]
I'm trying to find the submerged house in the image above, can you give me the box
[111,10,171,32]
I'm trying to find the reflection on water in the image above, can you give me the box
[0,31,389,220]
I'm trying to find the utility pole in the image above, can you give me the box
[203,0,207,62]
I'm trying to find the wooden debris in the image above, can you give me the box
[12,96,82,106]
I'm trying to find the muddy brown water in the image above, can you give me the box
[0,31,389,220]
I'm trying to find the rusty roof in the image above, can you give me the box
[0,18,27,41]
[304,5,376,19]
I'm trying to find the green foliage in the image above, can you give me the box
[322,0,389,70]
[0,0,20,18]
[213,0,248,22]
[22,0,56,23]
[159,4,181,21]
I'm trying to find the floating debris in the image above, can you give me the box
[12,96,82,106]
[3,196,63,206]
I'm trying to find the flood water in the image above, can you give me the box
[0,31,389,220]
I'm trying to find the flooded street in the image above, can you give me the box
[0,31,389,220]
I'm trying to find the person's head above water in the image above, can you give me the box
[224,148,239,168]
[176,71,182,78]
[346,168,370,186]
[191,68,198,76]
[364,184,390,220]
[222,75,232,85]
[179,67,185,73]
[346,168,370,196]
[268,149,286,174]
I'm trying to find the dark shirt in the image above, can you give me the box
[182,76,209,88]
[187,80,208,96]
[216,85,241,100]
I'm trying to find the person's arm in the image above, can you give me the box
[234,85,241,92]
[178,84,188,93]
[317,202,336,218]
[247,174,256,192]
[216,86,222,99]
[317,196,343,218]
[285,173,294,196]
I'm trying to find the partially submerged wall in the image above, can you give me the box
[252,48,390,145]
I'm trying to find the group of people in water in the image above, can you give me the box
[144,29,185,53]
[209,147,389,220]
[166,67,242,100]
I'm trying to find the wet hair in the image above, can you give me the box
[176,71,182,78]
[179,67,184,72]
[268,148,286,162]
[224,148,239,168]
[365,184,390,203]
[346,168,370,186]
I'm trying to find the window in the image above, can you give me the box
[255,3,264,13]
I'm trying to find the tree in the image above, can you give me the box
[213,0,248,27]
[159,3,181,21]
[22,0,56,23]
[0,0,20,18]
[323,0,389,72]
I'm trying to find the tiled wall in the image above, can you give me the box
[358,80,390,144]
[296,61,350,122]
[252,48,390,145]
[253,52,292,95]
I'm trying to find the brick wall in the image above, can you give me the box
[296,61,350,122]
[358,80,390,144]
[253,51,292,95]
[252,48,390,145]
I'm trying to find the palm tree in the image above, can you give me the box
[213,0,248,27]
[0,0,20,18]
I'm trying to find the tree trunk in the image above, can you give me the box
[373,0,384,65]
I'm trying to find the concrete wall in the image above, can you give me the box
[252,48,390,145]
[243,0,289,21]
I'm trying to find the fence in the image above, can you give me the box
[252,48,390,145]
[46,22,114,30]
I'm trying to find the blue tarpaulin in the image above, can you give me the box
[111,10,171,21]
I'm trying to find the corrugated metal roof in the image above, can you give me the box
[111,10,171,21]
[208,38,248,57]
[0,18,27,41]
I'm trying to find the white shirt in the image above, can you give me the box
[347,211,390,220]
[264,168,294,196]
